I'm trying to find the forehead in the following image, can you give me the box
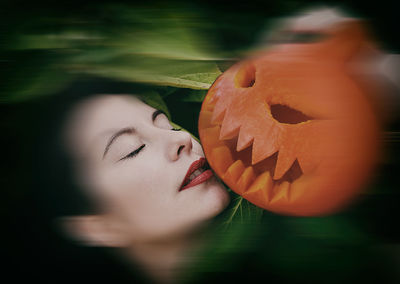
[65,94,155,156]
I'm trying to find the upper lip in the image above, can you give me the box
[179,157,206,191]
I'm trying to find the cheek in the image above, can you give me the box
[176,178,230,222]
[201,181,231,218]
[88,160,175,215]
[86,159,230,240]
[192,138,205,156]
[89,162,184,237]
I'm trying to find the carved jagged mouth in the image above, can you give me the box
[199,78,313,203]
[226,136,304,185]
[257,152,303,184]
[200,117,308,205]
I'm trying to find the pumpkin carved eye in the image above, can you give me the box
[234,63,256,88]
[270,104,313,124]
[199,20,380,216]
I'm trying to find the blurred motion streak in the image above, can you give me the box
[0,2,399,284]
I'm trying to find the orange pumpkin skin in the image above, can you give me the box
[199,21,380,216]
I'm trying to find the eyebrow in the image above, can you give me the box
[152,109,166,122]
[102,127,135,159]
[102,109,164,159]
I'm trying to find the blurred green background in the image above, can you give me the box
[1,0,399,283]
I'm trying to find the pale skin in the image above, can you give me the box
[61,94,230,283]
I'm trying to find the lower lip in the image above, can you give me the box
[180,170,214,191]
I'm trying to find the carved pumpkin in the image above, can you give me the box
[199,20,380,216]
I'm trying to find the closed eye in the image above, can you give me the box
[119,144,146,161]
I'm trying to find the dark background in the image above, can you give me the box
[1,0,399,283]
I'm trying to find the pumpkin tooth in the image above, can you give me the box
[223,160,245,186]
[200,126,224,148]
[212,85,235,125]
[235,166,256,195]
[250,117,281,165]
[219,109,241,140]
[252,137,279,165]
[270,181,291,204]
[211,107,226,125]
[274,147,297,180]
[236,127,254,151]
[209,146,234,176]
[243,171,273,203]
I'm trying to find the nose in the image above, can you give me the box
[166,130,193,161]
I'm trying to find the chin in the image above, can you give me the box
[203,181,231,218]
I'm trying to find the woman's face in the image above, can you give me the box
[64,95,230,244]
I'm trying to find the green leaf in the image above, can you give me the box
[2,4,230,102]
[179,89,208,102]
[139,90,171,119]
[222,194,264,228]
[72,55,222,89]
[157,87,179,98]
[139,91,201,143]
[99,5,223,61]
[11,31,105,50]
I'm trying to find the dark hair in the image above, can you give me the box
[31,77,155,221]
[1,77,158,283]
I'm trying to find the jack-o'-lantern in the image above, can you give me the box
[199,20,380,216]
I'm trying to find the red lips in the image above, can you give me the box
[179,157,213,191]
